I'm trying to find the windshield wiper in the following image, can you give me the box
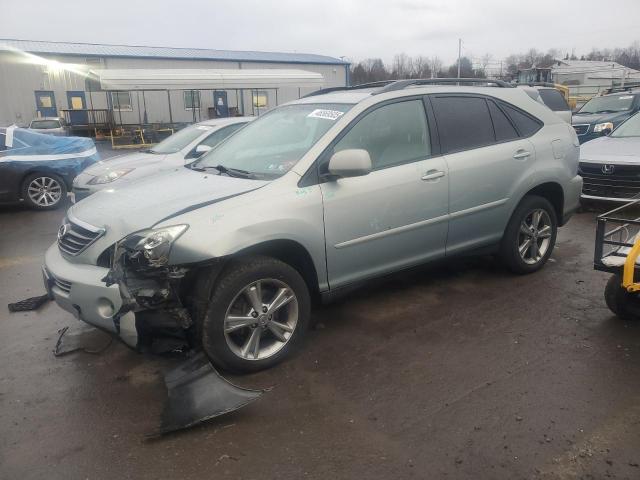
[196,164,253,178]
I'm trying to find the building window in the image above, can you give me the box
[253,90,268,108]
[111,92,132,111]
[184,91,201,110]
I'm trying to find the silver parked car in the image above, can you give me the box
[579,111,640,202]
[72,117,251,200]
[43,80,582,373]
[28,117,67,136]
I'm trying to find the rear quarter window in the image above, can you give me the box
[487,100,519,142]
[499,103,543,137]
[538,89,570,112]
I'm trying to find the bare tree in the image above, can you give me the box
[428,56,443,78]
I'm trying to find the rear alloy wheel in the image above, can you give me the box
[500,195,557,274]
[22,173,66,210]
[202,256,311,373]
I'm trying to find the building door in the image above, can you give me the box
[214,91,229,117]
[66,91,88,125]
[34,91,57,117]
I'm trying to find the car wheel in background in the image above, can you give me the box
[21,173,67,210]
[201,256,311,373]
[500,195,558,274]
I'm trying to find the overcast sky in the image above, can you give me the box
[1,0,639,66]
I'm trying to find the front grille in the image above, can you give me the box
[52,275,72,294]
[579,162,640,199]
[573,124,590,136]
[58,217,104,256]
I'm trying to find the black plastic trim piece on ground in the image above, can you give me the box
[8,293,51,312]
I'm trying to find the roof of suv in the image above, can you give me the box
[294,78,525,105]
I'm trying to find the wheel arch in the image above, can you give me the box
[20,167,72,193]
[519,181,564,225]
[232,239,321,301]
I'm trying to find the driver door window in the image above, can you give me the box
[331,99,431,170]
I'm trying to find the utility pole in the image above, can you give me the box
[457,38,462,78]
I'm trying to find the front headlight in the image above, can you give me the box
[593,122,614,133]
[88,168,134,185]
[120,225,188,267]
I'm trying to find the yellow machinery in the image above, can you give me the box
[595,200,640,319]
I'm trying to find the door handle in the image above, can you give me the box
[513,150,531,160]
[421,170,445,181]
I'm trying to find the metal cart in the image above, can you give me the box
[594,199,640,319]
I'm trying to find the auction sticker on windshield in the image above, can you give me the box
[307,109,345,121]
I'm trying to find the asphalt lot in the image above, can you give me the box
[1,160,640,479]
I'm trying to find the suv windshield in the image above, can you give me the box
[195,103,353,178]
[578,95,635,114]
[30,120,61,129]
[150,124,211,154]
[611,112,640,138]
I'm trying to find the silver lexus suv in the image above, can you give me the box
[43,79,582,373]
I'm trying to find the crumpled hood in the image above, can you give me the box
[70,167,268,238]
[80,151,167,176]
[580,136,640,165]
[572,111,630,127]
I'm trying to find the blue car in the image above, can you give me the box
[572,90,640,144]
[0,127,99,210]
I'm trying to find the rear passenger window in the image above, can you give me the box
[487,100,519,142]
[431,96,494,153]
[538,89,570,112]
[500,103,542,137]
[333,99,430,170]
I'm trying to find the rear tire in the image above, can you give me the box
[201,256,311,373]
[500,195,558,274]
[21,173,67,210]
[604,274,640,320]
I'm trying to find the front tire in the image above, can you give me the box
[500,195,558,274]
[21,173,67,210]
[201,256,311,373]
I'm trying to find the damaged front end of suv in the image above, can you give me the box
[102,225,200,353]
[79,224,263,434]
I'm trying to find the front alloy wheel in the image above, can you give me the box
[224,279,299,361]
[22,173,67,210]
[202,256,311,373]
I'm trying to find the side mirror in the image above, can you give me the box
[327,149,372,179]
[195,144,212,155]
[602,127,612,136]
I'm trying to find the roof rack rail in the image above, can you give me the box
[302,81,396,98]
[373,78,514,95]
[518,82,557,88]
[602,82,640,94]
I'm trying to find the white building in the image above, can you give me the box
[0,39,350,129]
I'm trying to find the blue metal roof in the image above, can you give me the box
[0,39,348,65]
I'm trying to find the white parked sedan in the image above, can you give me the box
[72,117,252,201]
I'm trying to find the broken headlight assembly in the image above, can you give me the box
[119,225,188,267]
